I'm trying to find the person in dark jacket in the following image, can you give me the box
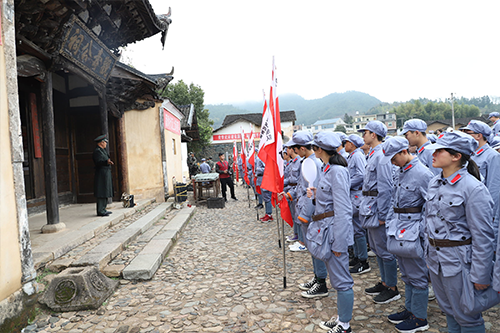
[93,134,113,216]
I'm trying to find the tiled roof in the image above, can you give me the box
[217,110,296,131]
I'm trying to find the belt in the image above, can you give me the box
[428,238,472,247]
[288,183,298,186]
[362,190,378,197]
[312,211,335,221]
[393,207,422,213]
[351,187,362,191]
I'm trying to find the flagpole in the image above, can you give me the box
[247,186,250,208]
[281,207,287,289]
[275,205,281,248]
[255,194,260,221]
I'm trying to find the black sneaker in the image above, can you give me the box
[388,306,412,324]
[349,261,371,275]
[255,203,264,209]
[327,324,352,333]
[319,317,338,330]
[298,276,317,291]
[231,197,238,201]
[365,282,386,296]
[373,286,401,304]
[395,314,429,332]
[301,282,329,298]
[348,257,359,267]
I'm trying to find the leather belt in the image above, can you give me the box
[393,207,423,213]
[288,183,298,186]
[362,190,379,197]
[312,211,335,221]
[428,238,472,247]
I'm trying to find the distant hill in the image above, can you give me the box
[206,91,382,128]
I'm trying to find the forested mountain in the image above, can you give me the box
[207,91,381,128]
[206,92,500,129]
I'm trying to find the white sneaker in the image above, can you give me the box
[367,250,376,257]
[428,284,436,301]
[288,241,301,249]
[290,243,307,252]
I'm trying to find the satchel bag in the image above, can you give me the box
[306,220,333,262]
[440,217,500,315]
[386,222,424,259]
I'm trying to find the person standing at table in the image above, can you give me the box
[200,158,211,174]
[215,152,237,202]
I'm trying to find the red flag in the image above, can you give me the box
[233,141,239,181]
[278,196,293,227]
[260,57,284,196]
[247,127,256,168]
[240,127,250,185]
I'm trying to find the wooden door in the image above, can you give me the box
[71,109,120,203]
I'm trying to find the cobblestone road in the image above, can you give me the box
[27,185,499,333]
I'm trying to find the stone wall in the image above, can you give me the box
[198,142,243,162]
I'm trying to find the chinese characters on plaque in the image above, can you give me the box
[59,16,118,83]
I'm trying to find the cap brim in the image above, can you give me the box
[380,148,405,164]
[400,128,410,135]
[424,143,447,151]
[357,128,368,133]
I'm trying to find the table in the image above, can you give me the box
[192,173,220,203]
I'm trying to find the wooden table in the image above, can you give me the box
[192,173,220,203]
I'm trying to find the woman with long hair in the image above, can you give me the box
[306,132,354,333]
[424,131,495,333]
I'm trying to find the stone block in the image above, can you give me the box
[47,258,74,272]
[102,265,125,278]
[39,267,118,312]
[122,254,161,280]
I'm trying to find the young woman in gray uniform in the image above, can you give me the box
[381,137,433,333]
[306,132,354,333]
[424,131,495,333]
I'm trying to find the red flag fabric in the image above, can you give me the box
[232,141,239,181]
[240,127,250,185]
[260,57,284,196]
[278,196,293,227]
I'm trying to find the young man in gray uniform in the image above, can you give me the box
[461,120,500,243]
[283,142,302,243]
[358,121,400,304]
[489,112,500,136]
[343,134,370,275]
[402,119,440,176]
[382,137,433,333]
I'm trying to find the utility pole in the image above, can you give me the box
[450,93,456,130]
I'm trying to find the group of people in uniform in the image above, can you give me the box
[255,112,500,333]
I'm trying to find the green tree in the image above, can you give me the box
[335,125,347,133]
[343,113,354,124]
[160,80,214,153]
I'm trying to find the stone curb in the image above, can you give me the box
[72,202,171,270]
[33,199,155,270]
[122,206,196,280]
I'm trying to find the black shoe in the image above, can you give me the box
[301,282,329,298]
[255,203,264,209]
[348,257,359,267]
[388,306,412,324]
[105,211,112,215]
[327,324,352,333]
[298,276,318,291]
[231,197,238,201]
[350,260,371,275]
[365,282,386,296]
[224,198,227,202]
[373,286,401,304]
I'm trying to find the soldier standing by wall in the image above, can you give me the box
[93,135,113,217]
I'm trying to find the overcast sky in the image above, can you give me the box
[122,1,500,105]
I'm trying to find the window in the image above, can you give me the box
[172,139,176,154]
[388,122,393,127]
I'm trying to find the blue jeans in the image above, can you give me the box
[312,256,327,279]
[353,235,368,261]
[446,315,485,333]
[376,256,398,287]
[405,284,428,319]
[337,289,354,323]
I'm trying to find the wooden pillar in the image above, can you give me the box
[99,88,108,141]
[40,72,65,232]
[116,117,129,194]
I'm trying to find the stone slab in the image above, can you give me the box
[102,265,125,278]
[122,253,162,280]
[155,229,178,241]
[140,239,173,257]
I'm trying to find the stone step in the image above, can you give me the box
[122,206,195,280]
[33,199,155,270]
[72,202,172,270]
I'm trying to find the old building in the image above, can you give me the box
[1,0,181,327]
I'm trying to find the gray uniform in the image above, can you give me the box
[347,148,366,239]
[425,168,495,328]
[416,141,440,176]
